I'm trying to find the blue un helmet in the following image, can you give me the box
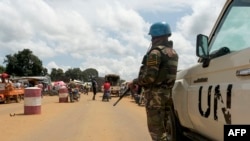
[148,22,171,37]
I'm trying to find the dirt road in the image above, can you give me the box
[0,92,152,141]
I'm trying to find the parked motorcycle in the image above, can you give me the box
[69,88,80,102]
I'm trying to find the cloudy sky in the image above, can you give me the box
[0,0,226,81]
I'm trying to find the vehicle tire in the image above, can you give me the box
[166,105,184,141]
[21,94,24,100]
[15,95,21,103]
[5,97,11,104]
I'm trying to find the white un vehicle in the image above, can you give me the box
[169,0,250,141]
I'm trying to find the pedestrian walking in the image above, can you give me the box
[102,80,111,101]
[92,78,98,100]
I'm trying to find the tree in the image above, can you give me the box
[50,68,65,81]
[0,65,5,73]
[4,49,44,76]
[65,68,82,81]
[82,68,98,81]
[42,68,48,76]
[62,68,99,82]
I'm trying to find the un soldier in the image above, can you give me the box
[134,22,178,141]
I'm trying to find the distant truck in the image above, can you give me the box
[0,73,25,104]
[0,82,24,104]
[104,74,121,96]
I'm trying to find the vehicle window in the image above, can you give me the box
[209,1,250,54]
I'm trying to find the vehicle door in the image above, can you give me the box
[188,1,250,140]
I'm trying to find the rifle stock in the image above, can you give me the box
[113,87,131,106]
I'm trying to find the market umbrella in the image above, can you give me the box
[1,73,9,79]
[54,81,66,87]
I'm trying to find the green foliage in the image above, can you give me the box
[0,65,5,73]
[4,49,44,76]
[64,67,98,82]
[65,68,82,81]
[1,49,119,82]
[42,68,48,76]
[50,68,66,81]
[83,68,98,81]
[49,67,99,82]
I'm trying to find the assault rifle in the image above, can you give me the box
[113,87,131,106]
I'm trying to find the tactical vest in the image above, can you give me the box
[141,45,178,87]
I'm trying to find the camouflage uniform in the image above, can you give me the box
[136,38,178,141]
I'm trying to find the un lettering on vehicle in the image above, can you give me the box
[198,84,232,124]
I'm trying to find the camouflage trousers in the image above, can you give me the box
[144,87,172,141]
